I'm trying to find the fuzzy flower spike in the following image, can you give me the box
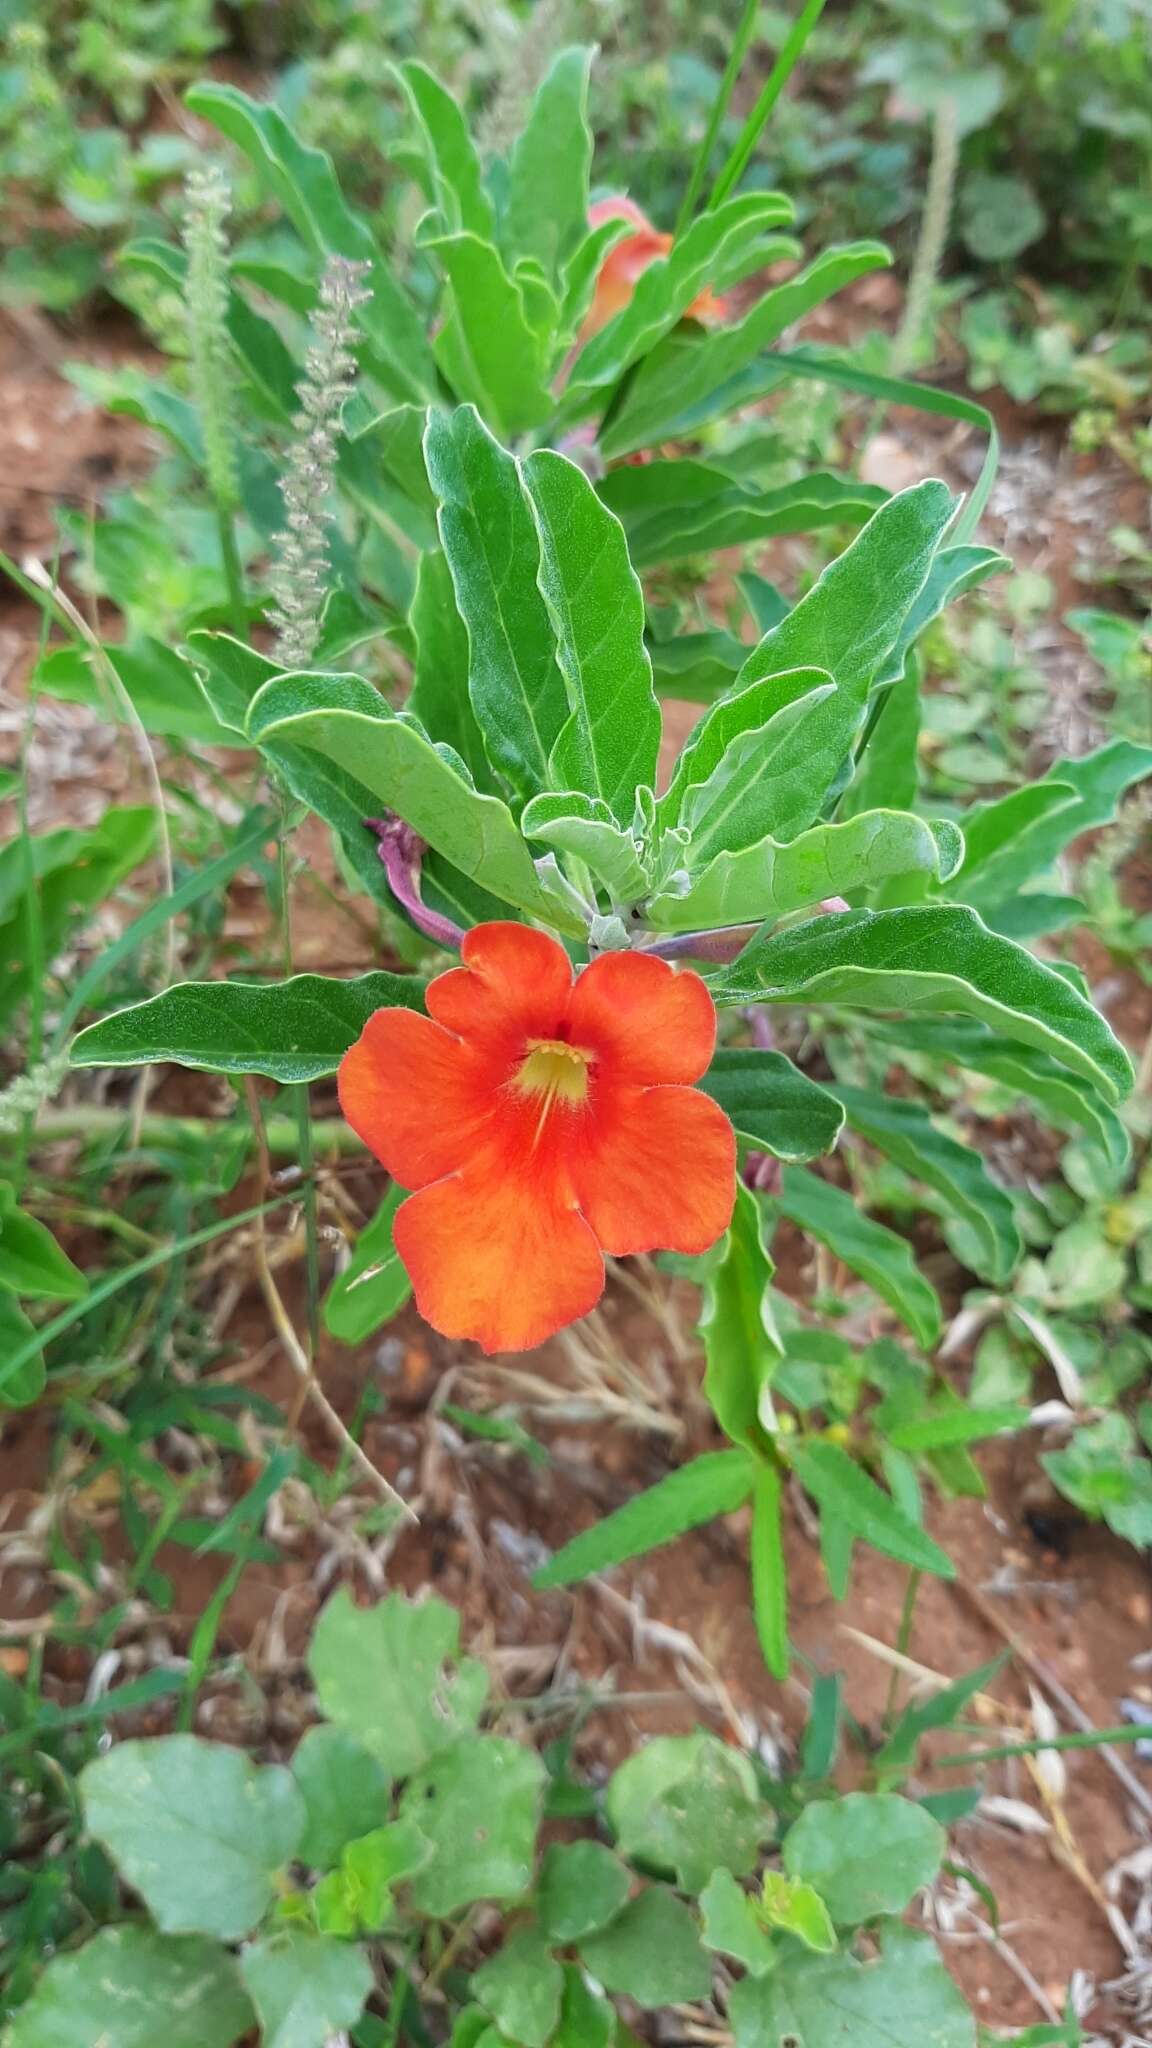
[339,923,737,1353]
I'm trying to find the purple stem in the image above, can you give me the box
[367,817,465,951]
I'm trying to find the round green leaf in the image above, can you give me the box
[783,1792,944,1926]
[607,1732,768,1893]
[240,1930,374,2048]
[537,1841,632,1942]
[80,1736,305,1941]
[3,1928,254,2048]
[402,1734,545,1916]
[309,1588,488,1779]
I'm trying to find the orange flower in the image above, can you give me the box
[582,195,729,340]
[339,922,736,1354]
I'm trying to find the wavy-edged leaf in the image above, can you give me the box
[831,1084,1020,1284]
[659,666,834,824]
[736,479,956,706]
[880,1016,1130,1171]
[843,659,921,817]
[700,1048,844,1164]
[569,194,797,395]
[649,811,963,930]
[397,60,495,239]
[523,449,661,823]
[185,82,434,403]
[424,231,554,437]
[622,470,886,569]
[602,241,890,457]
[954,738,1152,907]
[875,542,1008,691]
[505,45,595,279]
[730,1921,974,2048]
[778,1165,941,1348]
[521,790,648,900]
[712,905,1133,1103]
[310,1587,488,1777]
[247,671,558,918]
[424,406,568,800]
[532,1449,758,1588]
[791,1440,955,1576]
[70,971,425,1082]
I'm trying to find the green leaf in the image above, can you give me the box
[872,544,1008,694]
[70,970,425,1083]
[80,1735,304,1941]
[886,1406,1025,1453]
[700,1049,844,1165]
[791,1441,955,1577]
[2,1928,254,2048]
[402,1734,545,1915]
[398,61,495,240]
[323,1185,412,1344]
[309,1588,488,1778]
[700,1869,776,1975]
[554,1968,614,2048]
[290,1725,393,1871]
[424,406,568,802]
[246,672,558,919]
[532,1449,758,1588]
[537,1842,632,1943]
[779,1166,942,1349]
[337,1818,434,1931]
[658,670,841,852]
[185,82,435,403]
[730,1922,974,2048]
[0,806,156,1030]
[759,1870,837,1953]
[0,1294,44,1409]
[736,480,956,707]
[521,790,648,901]
[880,1016,1130,1172]
[570,194,798,395]
[649,811,963,931]
[783,1792,945,1925]
[698,1179,780,1454]
[603,242,891,458]
[751,1464,789,1680]
[505,46,595,279]
[0,1189,86,1300]
[408,547,493,789]
[953,739,1152,907]
[240,1931,373,2048]
[522,449,662,824]
[578,1887,712,2003]
[34,638,245,746]
[472,1925,564,2048]
[830,1085,1020,1285]
[607,1731,767,1893]
[712,906,1133,1104]
[621,472,886,571]
[425,231,554,437]
[874,1656,1007,1778]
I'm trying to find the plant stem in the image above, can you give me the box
[884,1568,923,1730]
[893,94,959,373]
[709,0,827,211]
[674,0,760,237]
[13,568,53,1197]
[215,502,248,644]
[295,1081,321,1356]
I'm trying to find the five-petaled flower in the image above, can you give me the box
[582,195,729,340]
[339,923,737,1354]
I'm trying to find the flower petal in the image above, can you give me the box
[568,951,717,1084]
[394,1163,604,1353]
[572,1082,736,1257]
[338,1008,493,1189]
[426,921,572,1063]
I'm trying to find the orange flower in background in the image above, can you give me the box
[582,195,729,340]
[339,923,736,1355]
